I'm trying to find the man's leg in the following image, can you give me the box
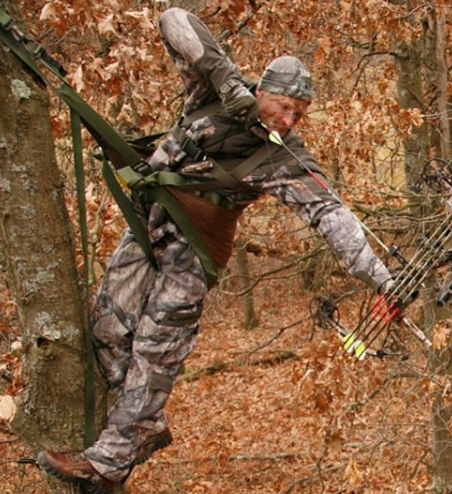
[91,229,157,390]
[39,207,209,489]
[84,235,208,482]
[37,228,158,493]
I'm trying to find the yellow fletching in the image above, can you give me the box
[268,130,283,145]
[342,333,355,351]
[342,333,367,360]
[355,341,367,360]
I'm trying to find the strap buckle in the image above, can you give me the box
[6,21,25,42]
[179,135,205,162]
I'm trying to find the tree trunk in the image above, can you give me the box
[0,2,106,492]
[429,277,452,492]
[422,6,452,492]
[423,6,450,161]
[430,344,452,493]
[394,38,429,190]
[432,8,450,161]
[235,237,259,330]
[394,4,452,492]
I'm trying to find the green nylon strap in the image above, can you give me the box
[105,162,219,286]
[0,8,10,26]
[0,11,47,83]
[103,162,219,286]
[57,83,144,169]
[56,83,165,268]
[102,159,157,268]
[115,165,149,190]
[231,141,279,181]
[0,7,67,83]
[70,109,97,448]
[71,110,89,267]
[172,115,281,192]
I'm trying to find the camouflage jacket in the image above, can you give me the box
[144,7,392,292]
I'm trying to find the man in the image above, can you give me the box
[38,7,392,494]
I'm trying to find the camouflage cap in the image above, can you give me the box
[257,56,313,101]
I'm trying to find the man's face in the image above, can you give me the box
[255,89,310,136]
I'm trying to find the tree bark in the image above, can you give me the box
[432,7,450,161]
[423,6,450,161]
[235,237,259,330]
[394,4,452,492]
[430,349,452,493]
[394,39,429,190]
[0,2,106,492]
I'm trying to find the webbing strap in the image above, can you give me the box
[56,85,221,286]
[172,113,280,191]
[229,140,279,182]
[102,164,219,288]
[0,10,47,83]
[57,83,144,170]
[54,85,221,277]
[102,158,157,268]
[170,138,280,193]
[71,110,90,270]
[70,110,97,447]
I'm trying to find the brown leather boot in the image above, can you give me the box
[133,427,173,466]
[37,450,116,494]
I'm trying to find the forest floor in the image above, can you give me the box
[0,255,434,494]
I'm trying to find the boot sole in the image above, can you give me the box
[37,452,114,494]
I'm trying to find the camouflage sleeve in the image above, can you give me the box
[260,168,392,292]
[159,7,242,114]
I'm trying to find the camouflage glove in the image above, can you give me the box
[219,78,258,123]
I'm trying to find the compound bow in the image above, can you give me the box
[267,130,452,360]
[309,158,452,360]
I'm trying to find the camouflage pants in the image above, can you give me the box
[84,205,208,482]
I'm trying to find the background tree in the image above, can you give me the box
[0,1,107,493]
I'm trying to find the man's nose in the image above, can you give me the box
[281,112,295,129]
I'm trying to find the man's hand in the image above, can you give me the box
[219,78,259,123]
[379,275,419,307]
